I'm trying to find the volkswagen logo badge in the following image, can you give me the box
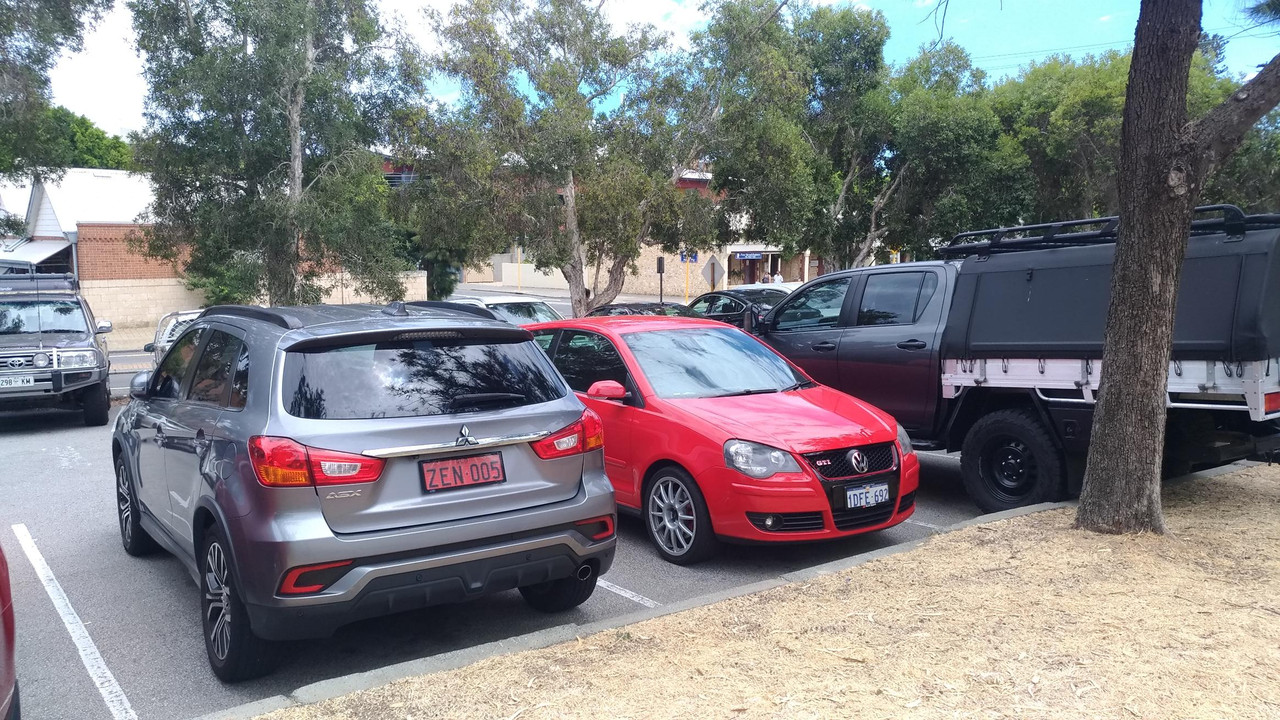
[848,448,869,474]
[5,358,23,369]
[456,425,479,447]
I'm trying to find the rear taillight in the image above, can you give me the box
[575,514,615,541]
[1267,392,1280,414]
[278,560,353,595]
[531,409,605,459]
[249,436,385,488]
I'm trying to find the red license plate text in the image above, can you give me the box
[421,453,505,493]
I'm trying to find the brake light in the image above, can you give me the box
[575,514,615,541]
[1267,392,1280,414]
[531,409,605,459]
[278,560,353,595]
[249,436,385,487]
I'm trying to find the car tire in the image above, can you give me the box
[200,526,277,682]
[83,381,110,427]
[961,408,1064,513]
[115,456,157,557]
[519,567,598,613]
[643,465,718,565]
[7,680,18,720]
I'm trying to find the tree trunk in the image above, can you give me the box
[275,2,316,306]
[559,171,592,317]
[1076,0,1202,534]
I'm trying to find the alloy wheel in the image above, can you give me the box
[116,466,132,545]
[204,542,232,661]
[648,476,696,556]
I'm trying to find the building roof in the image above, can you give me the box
[0,181,31,233]
[27,168,154,237]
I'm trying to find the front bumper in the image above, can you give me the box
[702,450,921,542]
[0,367,107,406]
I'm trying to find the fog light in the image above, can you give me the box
[33,353,50,368]
[764,515,779,530]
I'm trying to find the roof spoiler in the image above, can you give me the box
[405,300,500,321]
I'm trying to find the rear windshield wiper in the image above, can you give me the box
[448,392,527,409]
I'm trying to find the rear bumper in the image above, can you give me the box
[244,530,615,640]
[704,451,921,542]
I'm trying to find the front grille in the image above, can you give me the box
[898,491,916,513]
[831,503,895,531]
[804,442,896,480]
[0,352,37,373]
[824,466,901,532]
[746,511,825,532]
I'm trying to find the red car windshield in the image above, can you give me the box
[622,327,808,399]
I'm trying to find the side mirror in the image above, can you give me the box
[586,380,628,401]
[130,371,152,400]
[742,303,767,334]
[143,342,156,353]
[96,319,113,334]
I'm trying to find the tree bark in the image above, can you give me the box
[274,1,316,306]
[559,171,593,317]
[1078,0,1280,534]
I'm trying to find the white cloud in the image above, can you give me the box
[49,5,146,138]
[1099,14,1112,22]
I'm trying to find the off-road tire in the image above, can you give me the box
[643,465,719,565]
[201,527,277,682]
[961,408,1064,513]
[83,381,110,427]
[519,570,598,613]
[115,456,158,557]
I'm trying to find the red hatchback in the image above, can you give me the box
[1,543,16,720]
[529,316,919,564]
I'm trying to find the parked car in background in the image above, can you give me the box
[145,309,202,366]
[1,542,17,720]
[113,302,616,681]
[0,273,113,426]
[447,295,564,325]
[688,287,790,327]
[529,315,917,565]
[585,302,701,318]
[734,281,802,293]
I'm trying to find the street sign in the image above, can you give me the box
[701,254,725,289]
[679,250,699,263]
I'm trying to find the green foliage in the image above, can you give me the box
[131,0,412,306]
[0,0,112,180]
[37,106,133,170]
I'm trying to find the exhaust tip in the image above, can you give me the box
[576,563,594,581]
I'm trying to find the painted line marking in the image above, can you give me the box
[907,519,943,530]
[11,524,138,720]
[597,579,660,608]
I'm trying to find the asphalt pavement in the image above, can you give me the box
[1,404,980,719]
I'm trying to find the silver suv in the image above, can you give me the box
[111,303,616,681]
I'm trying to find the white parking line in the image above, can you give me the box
[597,579,661,608]
[907,519,942,530]
[11,524,138,720]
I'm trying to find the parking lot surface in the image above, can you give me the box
[0,407,979,720]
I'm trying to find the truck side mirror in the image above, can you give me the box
[743,303,767,334]
[143,343,156,353]
[95,319,113,334]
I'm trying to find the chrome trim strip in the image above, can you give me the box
[362,430,552,459]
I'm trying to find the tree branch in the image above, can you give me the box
[1191,51,1280,181]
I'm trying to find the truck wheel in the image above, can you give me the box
[83,381,110,427]
[961,409,1064,513]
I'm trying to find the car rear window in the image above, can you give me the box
[281,337,566,419]
[488,302,561,324]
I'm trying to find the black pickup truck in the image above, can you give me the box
[749,206,1280,511]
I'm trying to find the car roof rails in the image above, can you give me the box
[199,305,305,330]
[0,271,79,294]
[938,204,1276,258]
[404,300,499,321]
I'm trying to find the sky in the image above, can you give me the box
[49,0,1280,139]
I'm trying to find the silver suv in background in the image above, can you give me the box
[0,273,113,425]
[111,302,616,681]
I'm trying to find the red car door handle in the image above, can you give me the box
[812,341,837,351]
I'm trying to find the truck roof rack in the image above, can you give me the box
[199,305,305,330]
[0,272,79,294]
[405,301,499,321]
[938,204,1280,258]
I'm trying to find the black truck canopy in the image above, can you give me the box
[939,208,1280,362]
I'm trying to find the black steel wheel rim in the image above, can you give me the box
[979,436,1038,503]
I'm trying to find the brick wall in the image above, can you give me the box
[76,223,180,281]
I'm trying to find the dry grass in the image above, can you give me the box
[261,466,1280,720]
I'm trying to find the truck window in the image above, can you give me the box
[775,278,850,331]
[857,273,930,326]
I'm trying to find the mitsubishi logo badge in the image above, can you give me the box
[848,449,869,474]
[456,425,479,447]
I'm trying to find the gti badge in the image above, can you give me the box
[456,425,480,447]
[848,448,869,474]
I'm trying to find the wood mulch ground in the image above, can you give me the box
[261,465,1280,720]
